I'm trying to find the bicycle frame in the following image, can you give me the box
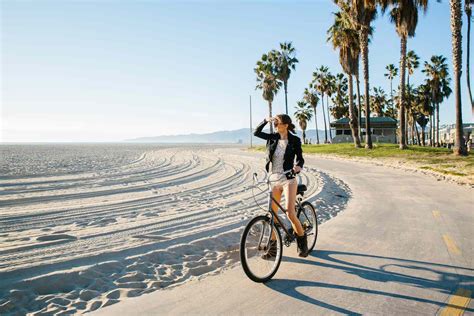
[267,187,298,242]
[253,170,299,242]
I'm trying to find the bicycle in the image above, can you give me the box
[240,169,318,283]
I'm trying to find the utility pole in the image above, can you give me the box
[249,95,253,148]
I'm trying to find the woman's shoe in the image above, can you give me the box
[261,240,277,260]
[296,233,309,257]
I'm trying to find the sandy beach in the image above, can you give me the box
[92,152,474,315]
[0,144,350,315]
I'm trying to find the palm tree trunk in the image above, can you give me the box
[356,74,362,140]
[302,129,306,144]
[466,9,473,109]
[321,93,328,143]
[390,78,394,113]
[431,112,435,147]
[360,30,372,149]
[269,101,273,134]
[406,75,411,145]
[406,110,409,144]
[348,74,362,148]
[421,126,426,146]
[326,95,333,141]
[284,81,289,115]
[451,0,467,155]
[313,106,320,144]
[436,103,440,146]
[414,118,421,145]
[428,115,431,146]
[398,36,408,149]
[433,108,437,146]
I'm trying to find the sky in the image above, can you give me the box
[1,0,473,142]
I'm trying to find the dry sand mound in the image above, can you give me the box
[0,145,351,315]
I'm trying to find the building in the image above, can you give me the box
[438,123,474,148]
[330,117,398,143]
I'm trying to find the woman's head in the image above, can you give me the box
[274,114,296,134]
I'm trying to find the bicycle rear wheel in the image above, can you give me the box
[298,201,318,252]
[240,215,282,283]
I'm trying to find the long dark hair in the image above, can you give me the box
[275,114,296,134]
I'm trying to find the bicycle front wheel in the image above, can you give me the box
[298,201,318,252]
[240,215,283,283]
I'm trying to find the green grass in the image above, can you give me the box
[419,166,467,177]
[250,143,473,182]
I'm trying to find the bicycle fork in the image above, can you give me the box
[256,190,277,252]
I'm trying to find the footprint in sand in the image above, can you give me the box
[116,272,146,283]
[37,234,77,242]
[117,282,147,289]
[79,289,100,301]
[102,299,120,308]
[105,289,121,300]
[53,230,71,234]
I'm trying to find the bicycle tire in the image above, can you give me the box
[297,201,318,252]
[240,215,283,283]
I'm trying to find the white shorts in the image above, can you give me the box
[272,176,296,190]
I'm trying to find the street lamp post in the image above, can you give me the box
[249,95,253,148]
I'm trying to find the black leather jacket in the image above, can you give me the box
[253,119,305,173]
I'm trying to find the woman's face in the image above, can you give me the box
[274,118,288,133]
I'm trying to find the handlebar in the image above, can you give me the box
[252,169,299,186]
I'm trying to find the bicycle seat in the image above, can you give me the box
[297,184,307,195]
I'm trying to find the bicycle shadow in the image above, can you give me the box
[303,168,351,225]
[265,249,474,314]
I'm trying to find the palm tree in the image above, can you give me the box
[416,114,430,146]
[326,73,336,141]
[274,42,299,115]
[356,70,363,140]
[331,100,350,119]
[449,0,466,155]
[351,0,379,149]
[328,2,362,147]
[385,105,398,119]
[330,73,350,119]
[385,0,429,150]
[414,83,432,146]
[384,64,398,112]
[466,0,474,110]
[255,52,282,133]
[294,101,313,144]
[406,50,420,144]
[405,83,417,144]
[422,55,452,147]
[312,66,331,143]
[370,87,388,117]
[303,87,321,144]
[407,51,421,84]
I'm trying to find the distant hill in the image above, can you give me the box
[126,128,328,144]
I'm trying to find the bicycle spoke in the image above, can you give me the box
[240,216,282,282]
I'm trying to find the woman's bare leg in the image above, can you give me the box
[270,185,283,240]
[284,179,305,236]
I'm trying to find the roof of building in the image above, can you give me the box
[330,116,398,128]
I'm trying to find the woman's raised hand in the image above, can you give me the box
[266,117,275,123]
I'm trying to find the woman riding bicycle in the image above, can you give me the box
[253,114,309,257]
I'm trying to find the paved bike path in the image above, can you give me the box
[94,154,474,315]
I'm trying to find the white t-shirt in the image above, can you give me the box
[271,139,288,174]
